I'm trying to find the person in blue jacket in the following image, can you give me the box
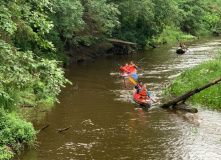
[135,81,143,94]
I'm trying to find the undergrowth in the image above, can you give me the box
[0,109,37,159]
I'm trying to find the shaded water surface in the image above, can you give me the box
[18,37,221,160]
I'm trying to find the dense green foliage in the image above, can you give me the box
[0,109,36,159]
[0,0,70,158]
[108,0,220,47]
[40,0,221,50]
[164,52,221,108]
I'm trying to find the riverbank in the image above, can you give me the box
[67,26,199,63]
[164,50,221,109]
[145,26,197,49]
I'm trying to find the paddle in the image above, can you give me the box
[132,74,138,79]
[128,77,156,103]
[114,61,121,67]
[138,57,145,63]
[130,58,145,78]
[113,61,128,87]
[129,77,137,85]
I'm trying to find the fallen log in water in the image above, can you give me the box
[41,123,51,131]
[56,126,72,133]
[160,77,221,112]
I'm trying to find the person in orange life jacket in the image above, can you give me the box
[139,85,151,100]
[123,63,132,73]
[135,81,143,94]
[120,63,130,73]
[129,61,138,70]
[125,63,132,72]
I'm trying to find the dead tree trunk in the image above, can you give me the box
[41,124,51,131]
[160,77,221,112]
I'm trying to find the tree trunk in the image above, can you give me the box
[160,77,221,112]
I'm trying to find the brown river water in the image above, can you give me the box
[17,37,221,160]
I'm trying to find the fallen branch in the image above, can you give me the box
[22,105,33,108]
[41,123,51,131]
[160,77,221,112]
[22,105,48,112]
[56,126,72,133]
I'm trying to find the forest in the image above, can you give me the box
[0,0,221,159]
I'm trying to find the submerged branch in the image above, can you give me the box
[41,124,51,131]
[56,126,72,133]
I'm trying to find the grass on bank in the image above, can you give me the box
[164,52,221,109]
[148,26,197,47]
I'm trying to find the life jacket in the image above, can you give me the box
[120,67,124,71]
[140,89,147,98]
[181,45,185,49]
[120,66,128,72]
[125,65,131,71]
[130,64,135,70]
[137,84,143,89]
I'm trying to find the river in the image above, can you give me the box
[17,37,221,160]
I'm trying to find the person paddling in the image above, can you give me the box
[139,85,151,100]
[135,80,143,94]
[130,61,138,69]
[120,63,131,74]
[179,43,186,49]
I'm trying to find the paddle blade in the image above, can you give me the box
[132,74,138,79]
[114,61,121,67]
[187,49,192,53]
[151,98,156,103]
[138,57,145,62]
[129,77,137,85]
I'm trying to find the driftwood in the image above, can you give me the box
[160,77,221,112]
[41,124,51,131]
[56,126,72,133]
